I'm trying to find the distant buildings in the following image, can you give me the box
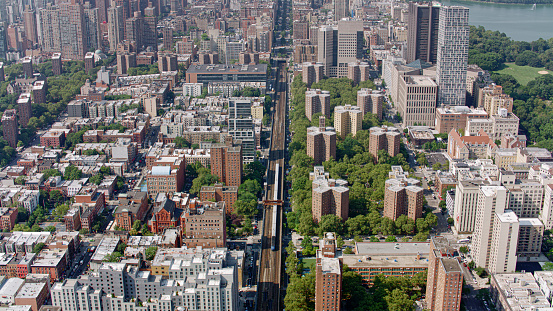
[406,2,440,64]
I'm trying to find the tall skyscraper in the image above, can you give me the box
[163,26,173,50]
[143,5,157,51]
[333,0,349,21]
[436,6,469,106]
[317,20,363,77]
[107,5,124,52]
[1,109,17,148]
[59,1,87,60]
[125,11,143,49]
[39,4,61,53]
[0,22,7,59]
[96,0,108,23]
[17,93,31,127]
[406,2,440,64]
[83,2,101,51]
[23,6,38,45]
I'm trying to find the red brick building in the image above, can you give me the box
[31,249,67,283]
[181,200,226,248]
[149,199,182,234]
[40,130,66,148]
[114,191,149,230]
[199,183,238,215]
[146,156,186,197]
[15,281,49,311]
[210,144,242,187]
[0,208,18,231]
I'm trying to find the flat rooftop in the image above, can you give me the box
[355,242,430,256]
[187,64,267,74]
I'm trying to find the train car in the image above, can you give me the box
[271,164,280,251]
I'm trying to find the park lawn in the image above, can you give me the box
[301,258,316,269]
[494,63,551,85]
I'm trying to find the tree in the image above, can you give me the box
[64,165,82,180]
[104,252,123,262]
[234,198,258,218]
[52,204,70,221]
[543,262,553,271]
[46,225,57,232]
[336,236,344,248]
[42,169,62,180]
[89,173,104,185]
[301,237,315,256]
[32,243,45,253]
[49,190,64,204]
[459,246,469,254]
[174,137,190,149]
[316,215,343,236]
[238,179,262,198]
[145,246,158,261]
[385,288,415,311]
[385,235,397,242]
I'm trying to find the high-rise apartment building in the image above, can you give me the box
[481,85,513,115]
[334,105,362,138]
[305,89,331,121]
[312,167,349,223]
[84,52,95,74]
[500,171,544,218]
[163,26,173,50]
[471,186,508,272]
[488,210,519,273]
[17,93,32,127]
[125,11,143,49]
[406,2,440,64]
[347,62,371,86]
[357,88,383,120]
[307,124,336,165]
[23,6,38,45]
[52,53,62,75]
[426,236,463,311]
[143,7,157,51]
[39,4,61,53]
[2,109,17,148]
[334,0,349,21]
[59,1,87,60]
[228,99,255,163]
[368,126,401,161]
[453,180,485,233]
[22,56,33,78]
[517,218,544,258]
[383,167,424,221]
[107,5,124,52]
[199,183,238,215]
[315,253,342,311]
[435,106,488,134]
[436,6,469,106]
[210,144,242,187]
[83,3,101,51]
[318,25,336,76]
[302,62,324,87]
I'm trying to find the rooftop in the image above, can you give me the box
[187,64,267,74]
[15,282,46,299]
[355,242,430,256]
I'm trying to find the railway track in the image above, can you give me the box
[257,60,287,311]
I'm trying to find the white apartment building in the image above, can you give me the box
[453,181,483,233]
[500,171,544,218]
[542,184,553,230]
[466,108,519,140]
[183,83,203,97]
[17,190,39,213]
[488,210,519,273]
[471,186,508,270]
[436,6,469,106]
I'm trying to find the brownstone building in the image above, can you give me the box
[199,183,238,215]
[114,191,149,230]
[0,208,18,231]
[182,200,226,248]
[210,144,242,187]
[368,126,401,161]
[307,124,336,165]
[426,236,463,311]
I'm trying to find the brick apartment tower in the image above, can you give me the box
[426,236,463,311]
[17,93,32,127]
[383,178,424,221]
[210,144,243,187]
[22,57,33,78]
[305,89,330,121]
[307,118,336,165]
[84,52,95,74]
[368,126,401,161]
[357,88,384,120]
[2,109,18,148]
[52,53,62,76]
[315,232,342,311]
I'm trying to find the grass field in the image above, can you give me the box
[301,258,316,269]
[494,63,551,85]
